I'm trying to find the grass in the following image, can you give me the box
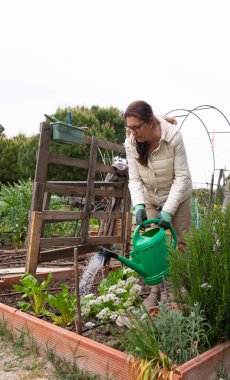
[0,319,103,380]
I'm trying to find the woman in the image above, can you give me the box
[124,100,192,308]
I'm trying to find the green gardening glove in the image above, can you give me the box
[134,204,150,227]
[156,210,172,230]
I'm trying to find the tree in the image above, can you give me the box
[0,124,5,137]
[1,105,126,184]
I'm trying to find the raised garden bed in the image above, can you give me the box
[1,269,230,380]
[0,300,230,380]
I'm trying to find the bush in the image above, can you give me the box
[0,180,32,247]
[169,205,230,345]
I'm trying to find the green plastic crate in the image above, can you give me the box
[52,122,84,145]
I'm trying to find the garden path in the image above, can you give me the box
[0,336,56,379]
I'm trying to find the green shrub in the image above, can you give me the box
[0,180,32,247]
[169,205,230,345]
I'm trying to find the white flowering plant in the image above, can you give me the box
[81,267,142,321]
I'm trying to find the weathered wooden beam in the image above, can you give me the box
[38,245,107,263]
[42,210,122,221]
[44,183,123,198]
[34,123,52,182]
[42,211,84,221]
[48,153,122,174]
[40,237,81,248]
[48,154,89,169]
[40,235,120,248]
[26,211,43,275]
[81,137,97,244]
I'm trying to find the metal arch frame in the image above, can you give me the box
[165,106,216,178]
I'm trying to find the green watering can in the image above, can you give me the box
[98,218,177,285]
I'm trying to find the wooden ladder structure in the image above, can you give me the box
[26,122,132,275]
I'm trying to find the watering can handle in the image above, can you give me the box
[134,218,177,249]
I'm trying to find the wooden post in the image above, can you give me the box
[26,211,43,276]
[74,248,82,335]
[124,211,133,255]
[81,137,98,244]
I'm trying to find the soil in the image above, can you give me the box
[0,335,57,380]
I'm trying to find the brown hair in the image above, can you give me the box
[124,100,158,166]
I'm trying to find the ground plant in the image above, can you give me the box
[0,179,32,247]
[81,267,142,322]
[169,205,230,346]
[13,273,52,315]
[121,303,210,378]
[45,284,77,325]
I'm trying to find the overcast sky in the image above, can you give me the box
[1,0,230,186]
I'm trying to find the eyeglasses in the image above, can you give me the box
[125,121,145,132]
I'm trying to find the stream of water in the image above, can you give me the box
[79,252,104,297]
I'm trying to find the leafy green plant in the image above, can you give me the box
[124,306,174,380]
[155,303,210,365]
[13,273,52,315]
[169,205,230,345]
[45,284,77,325]
[81,268,142,322]
[0,179,32,247]
[122,303,210,378]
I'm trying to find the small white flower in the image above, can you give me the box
[96,307,111,320]
[110,313,118,320]
[95,297,103,305]
[123,268,135,275]
[125,276,136,285]
[141,313,148,320]
[81,306,91,315]
[129,284,142,294]
[200,283,212,289]
[117,280,126,286]
[83,293,95,299]
[85,322,95,328]
[108,285,118,292]
[106,293,118,301]
[88,299,97,306]
[127,306,136,312]
[123,300,132,308]
[114,288,127,295]
[114,298,121,306]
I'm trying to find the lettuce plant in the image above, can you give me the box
[13,273,52,315]
[45,284,77,325]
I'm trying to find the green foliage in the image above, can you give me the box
[0,124,5,136]
[192,188,209,218]
[155,303,210,365]
[0,179,32,247]
[1,105,125,184]
[45,284,77,325]
[17,134,39,180]
[13,273,52,315]
[124,306,173,379]
[123,303,210,377]
[169,205,230,345]
[0,135,26,184]
[81,268,142,321]
[97,267,131,294]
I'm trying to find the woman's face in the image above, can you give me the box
[126,116,153,142]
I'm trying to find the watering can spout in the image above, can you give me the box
[97,247,145,276]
